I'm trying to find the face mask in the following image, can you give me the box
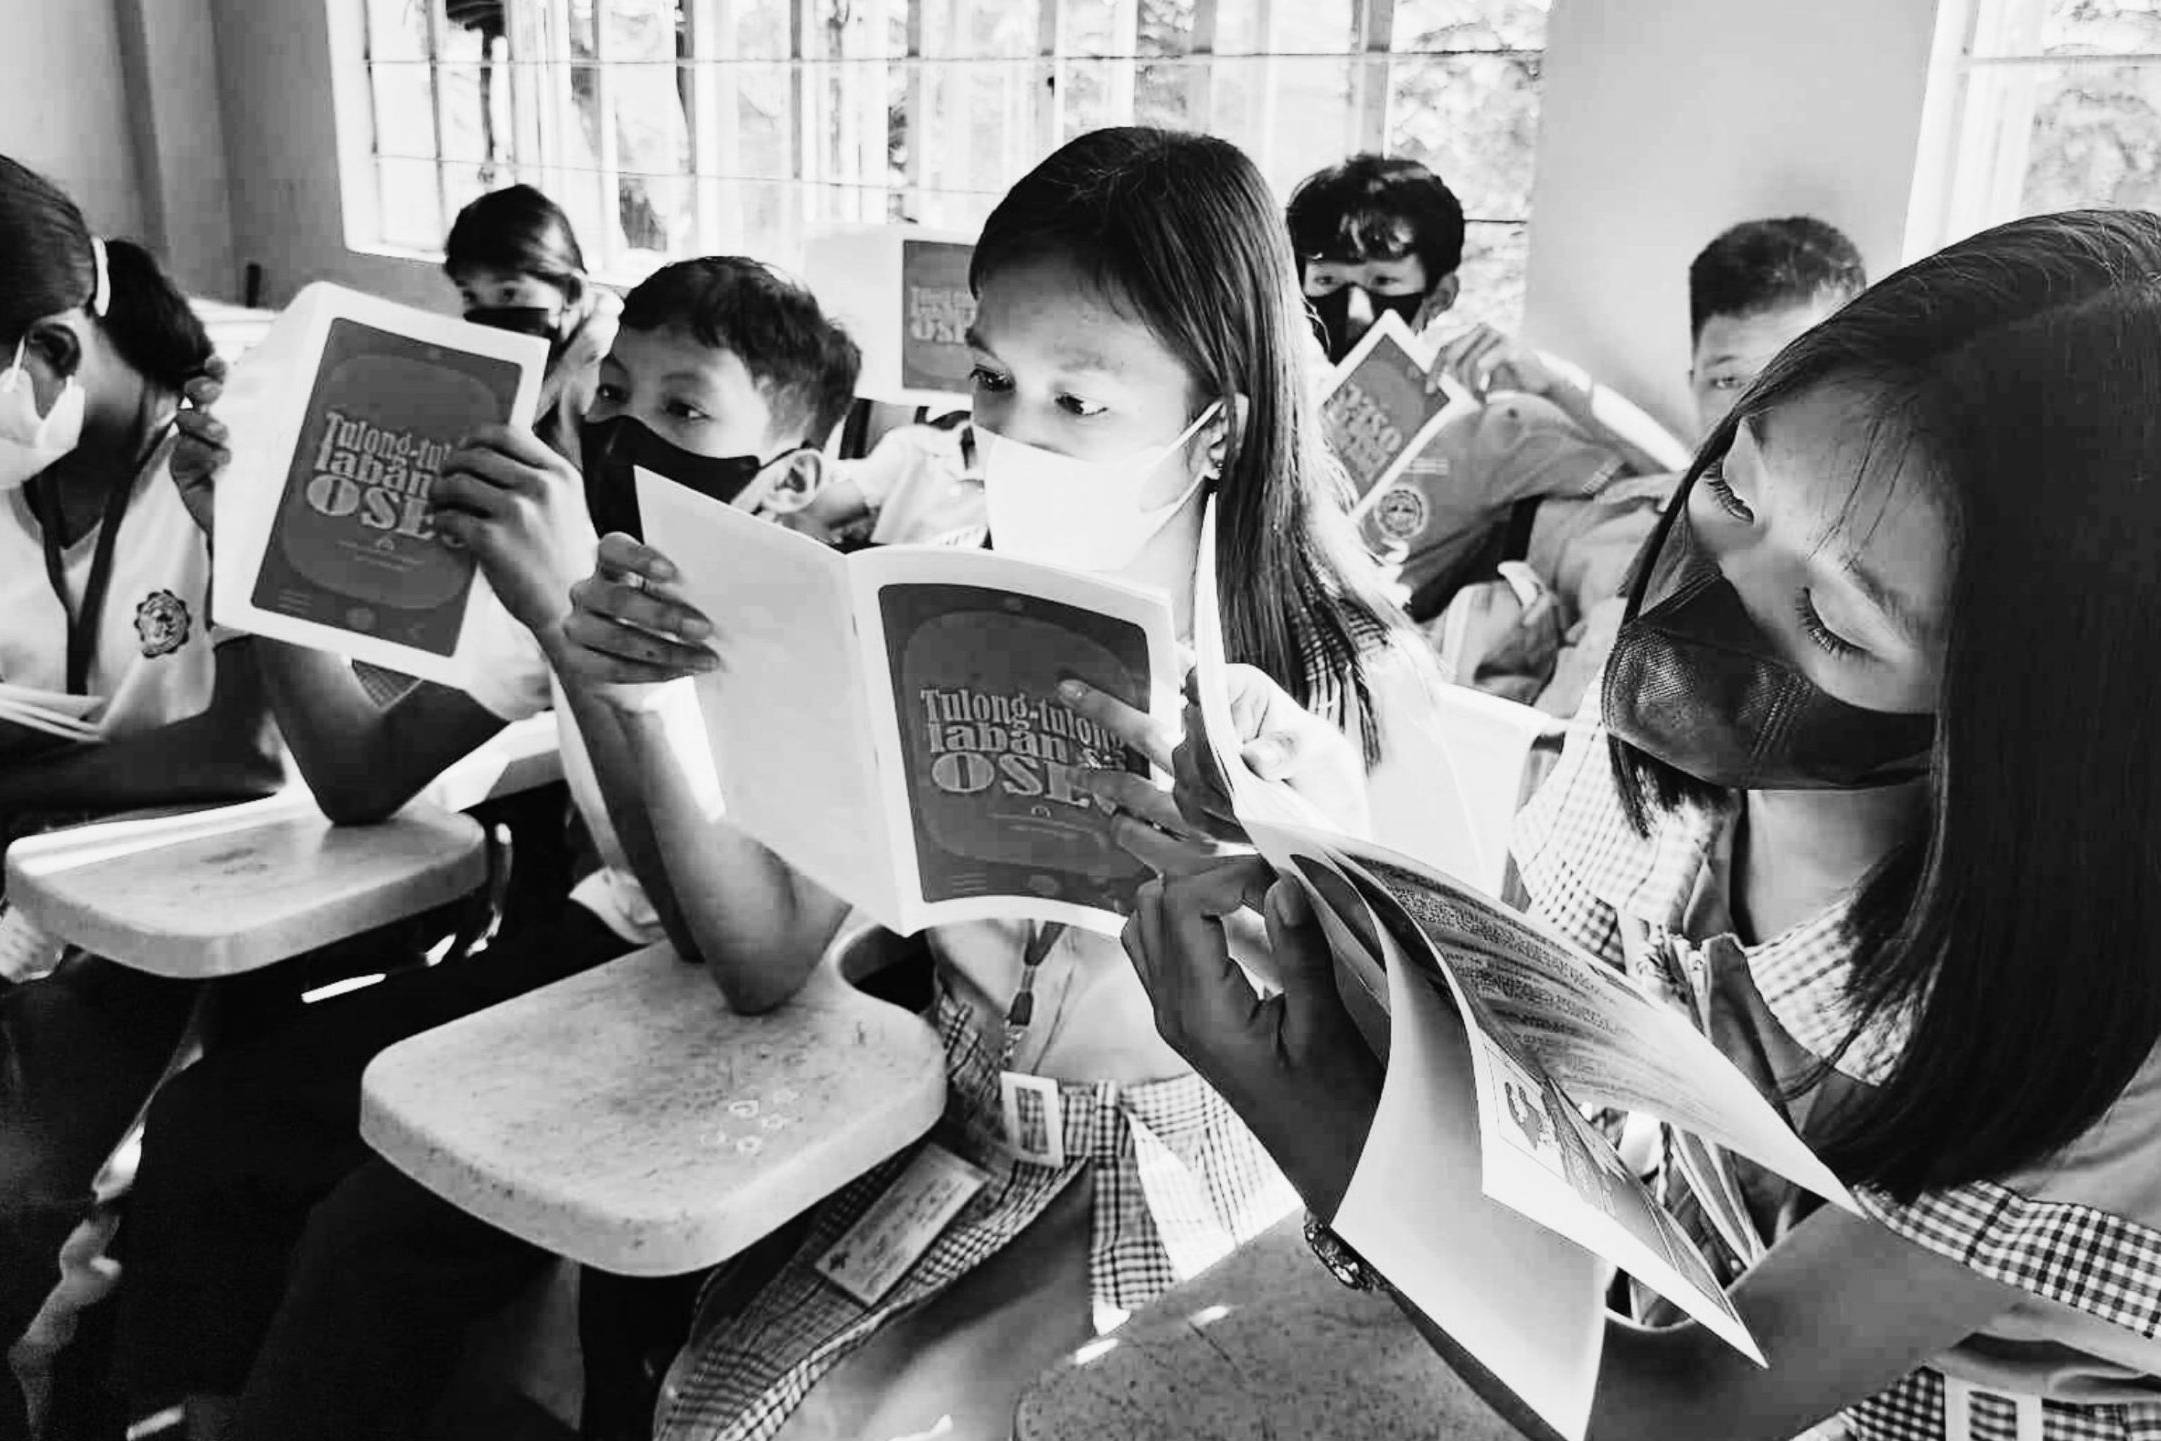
[978,401,1221,573]
[0,339,85,494]
[1308,286,1426,365]
[1602,494,1934,791]
[465,306,566,346]
[579,414,803,541]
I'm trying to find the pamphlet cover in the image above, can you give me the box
[636,467,1176,936]
[211,283,546,688]
[1319,309,1467,510]
[806,225,977,406]
[898,238,976,395]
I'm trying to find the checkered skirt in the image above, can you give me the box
[650,984,1297,1441]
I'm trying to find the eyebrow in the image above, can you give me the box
[963,326,1123,379]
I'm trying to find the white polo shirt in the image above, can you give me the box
[0,439,231,739]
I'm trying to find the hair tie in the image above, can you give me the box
[88,236,110,317]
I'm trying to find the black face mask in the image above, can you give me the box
[1602,481,1934,792]
[1307,285,1426,365]
[579,415,792,541]
[464,305,566,346]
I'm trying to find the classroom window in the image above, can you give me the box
[339,0,1548,325]
[1920,0,2161,250]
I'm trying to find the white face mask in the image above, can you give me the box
[978,401,1222,573]
[0,339,85,494]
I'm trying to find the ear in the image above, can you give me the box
[25,317,84,379]
[754,447,828,515]
[558,273,587,311]
[1418,272,1462,330]
[1204,394,1250,481]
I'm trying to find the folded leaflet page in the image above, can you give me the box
[212,283,545,690]
[1331,893,1608,1441]
[635,473,900,929]
[848,544,1178,936]
[1341,862,1762,1364]
[1327,831,1854,1215]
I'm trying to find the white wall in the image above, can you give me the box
[1522,0,1946,438]
[0,0,145,240]
[115,0,240,296]
[208,0,445,312]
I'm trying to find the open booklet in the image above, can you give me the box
[635,467,1178,938]
[210,282,548,690]
[1320,308,1476,516]
[1188,516,1853,1441]
[0,683,106,749]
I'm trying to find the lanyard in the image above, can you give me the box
[31,462,138,696]
[1000,921,1068,1072]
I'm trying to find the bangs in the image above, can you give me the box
[1302,210,1418,266]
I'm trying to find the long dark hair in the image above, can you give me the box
[444,183,588,297]
[971,127,1406,758]
[0,155,212,391]
[1615,209,2161,1198]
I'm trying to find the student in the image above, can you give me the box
[1286,155,1641,626]
[444,182,621,467]
[1434,216,1869,715]
[1124,208,2161,1440]
[113,257,860,1441]
[0,155,283,1438]
[549,126,1453,1441]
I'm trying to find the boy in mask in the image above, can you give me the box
[114,257,862,1428]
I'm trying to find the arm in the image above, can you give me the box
[0,637,284,813]
[1436,325,1691,479]
[1125,865,2021,1441]
[554,534,852,1013]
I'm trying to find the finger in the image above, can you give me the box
[1156,858,1281,1027]
[1170,729,1246,841]
[1109,811,1226,878]
[427,467,515,521]
[1057,678,1178,773]
[1122,879,1165,998]
[597,532,682,588]
[561,609,717,677]
[573,571,713,640]
[182,373,225,408]
[173,408,227,447]
[427,507,493,555]
[460,421,570,471]
[1081,770,1200,837]
[441,441,551,499]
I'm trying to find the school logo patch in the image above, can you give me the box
[134,590,192,658]
[1371,483,1429,543]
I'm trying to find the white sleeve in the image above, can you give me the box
[455,580,554,722]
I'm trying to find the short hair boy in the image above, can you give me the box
[1288,153,1467,364]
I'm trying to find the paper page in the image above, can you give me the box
[1320,310,1471,514]
[1320,829,1854,1213]
[0,685,105,724]
[1342,864,1762,1364]
[635,471,900,929]
[848,544,1177,936]
[212,283,546,690]
[1332,902,1609,1441]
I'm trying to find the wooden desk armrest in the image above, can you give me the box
[423,713,566,814]
[359,927,947,1276]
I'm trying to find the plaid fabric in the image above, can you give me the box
[1510,722,2161,1433]
[651,986,1296,1441]
[1855,1184,2161,1343]
[1846,1370,2161,1440]
[1510,721,1906,1083]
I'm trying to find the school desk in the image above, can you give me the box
[358,926,947,1275]
[1015,1215,1530,1441]
[3,714,562,977]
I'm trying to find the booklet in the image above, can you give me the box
[636,467,1177,937]
[1188,523,1853,1441]
[210,282,548,690]
[1319,309,1473,515]
[0,683,105,747]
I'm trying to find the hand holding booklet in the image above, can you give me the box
[210,283,548,689]
[1320,309,1475,514]
[636,468,1177,937]
[1186,524,1852,1441]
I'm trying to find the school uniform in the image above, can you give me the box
[0,436,270,1437]
[651,466,1434,1441]
[118,565,662,1421]
[1512,718,2161,1441]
